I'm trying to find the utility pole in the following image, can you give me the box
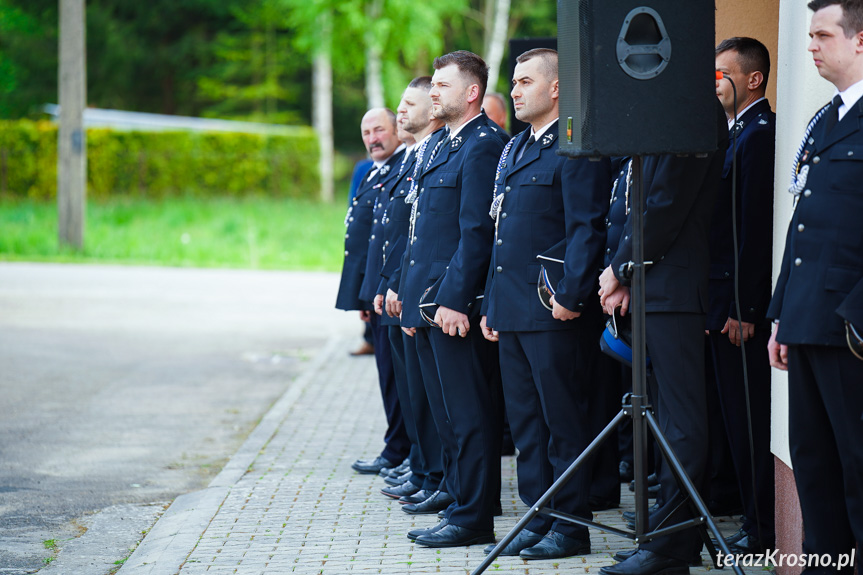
[58,0,87,249]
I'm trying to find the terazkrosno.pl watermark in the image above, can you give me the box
[717,549,856,569]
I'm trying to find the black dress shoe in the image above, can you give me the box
[710,527,750,549]
[629,474,660,497]
[622,503,659,522]
[519,531,591,559]
[384,469,412,487]
[382,459,410,478]
[615,548,639,562]
[402,490,455,515]
[614,548,700,568]
[381,481,421,499]
[620,460,634,483]
[352,456,397,474]
[483,530,544,556]
[399,489,436,505]
[415,523,495,548]
[599,549,689,575]
[407,519,447,541]
[728,533,771,554]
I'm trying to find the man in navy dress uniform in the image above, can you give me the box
[598,100,729,575]
[374,77,448,502]
[768,1,863,571]
[336,108,410,475]
[480,48,613,560]
[709,36,776,553]
[398,50,507,548]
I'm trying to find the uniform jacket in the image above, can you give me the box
[483,122,612,331]
[768,95,863,346]
[398,113,507,328]
[359,148,413,304]
[604,157,631,268]
[335,149,404,311]
[707,99,776,330]
[610,102,729,313]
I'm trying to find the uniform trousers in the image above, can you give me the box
[639,313,709,562]
[708,328,774,542]
[788,344,863,574]
[368,312,410,463]
[415,322,502,531]
[497,328,597,540]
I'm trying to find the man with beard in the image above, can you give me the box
[373,77,448,502]
[398,51,507,548]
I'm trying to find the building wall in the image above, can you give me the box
[716,0,780,105]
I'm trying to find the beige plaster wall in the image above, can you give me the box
[716,0,780,104]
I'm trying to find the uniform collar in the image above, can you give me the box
[530,117,559,141]
[728,97,766,129]
[833,77,863,121]
[449,113,483,140]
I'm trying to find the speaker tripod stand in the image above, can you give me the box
[472,155,745,575]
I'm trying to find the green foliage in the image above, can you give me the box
[0,196,347,271]
[0,120,320,200]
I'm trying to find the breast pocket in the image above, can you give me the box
[516,170,556,213]
[427,172,459,214]
[828,145,863,191]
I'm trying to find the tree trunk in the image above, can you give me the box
[485,0,510,94]
[364,0,385,109]
[312,15,334,203]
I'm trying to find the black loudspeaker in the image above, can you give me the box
[508,37,557,135]
[557,0,716,157]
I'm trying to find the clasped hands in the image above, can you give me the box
[598,265,630,316]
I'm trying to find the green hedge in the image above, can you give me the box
[0,120,320,200]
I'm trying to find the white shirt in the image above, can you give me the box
[448,113,483,140]
[368,143,407,180]
[833,77,863,121]
[530,118,559,141]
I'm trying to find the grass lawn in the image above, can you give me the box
[0,196,348,271]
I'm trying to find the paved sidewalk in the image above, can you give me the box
[119,335,737,575]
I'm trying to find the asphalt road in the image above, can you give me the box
[0,263,356,574]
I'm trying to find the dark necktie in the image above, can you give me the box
[823,94,843,134]
[518,135,536,163]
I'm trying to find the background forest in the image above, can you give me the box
[0,0,557,152]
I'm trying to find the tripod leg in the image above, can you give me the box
[645,410,745,575]
[471,409,627,575]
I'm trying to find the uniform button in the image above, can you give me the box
[345,233,349,239]
[606,220,611,228]
[370,235,375,240]
[501,212,507,219]
[624,235,629,241]
[505,186,511,192]
[384,240,389,246]
[606,248,612,255]
[813,156,820,164]
[410,260,415,266]
[353,200,358,206]
[412,236,417,242]
[366,199,372,204]
[724,271,730,278]
[798,224,805,232]
[496,266,503,273]
[531,176,537,182]
[612,196,617,202]
[421,187,425,192]
[497,239,503,246]
[345,250,349,256]
[849,150,855,157]
[804,189,812,197]
[373,219,378,224]
[349,217,354,222]
[439,178,443,183]
[378,203,383,208]
[416,211,420,218]
[794,258,802,266]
